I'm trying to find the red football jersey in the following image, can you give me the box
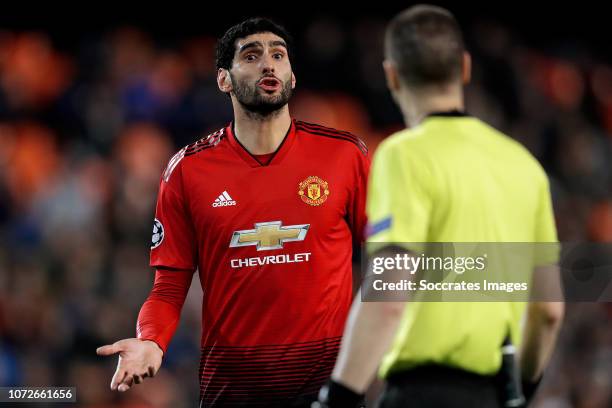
[149,119,369,406]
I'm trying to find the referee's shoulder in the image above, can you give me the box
[375,126,424,157]
[483,122,550,181]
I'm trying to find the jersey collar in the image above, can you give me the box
[226,119,296,168]
[425,110,470,118]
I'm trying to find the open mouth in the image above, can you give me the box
[258,77,282,92]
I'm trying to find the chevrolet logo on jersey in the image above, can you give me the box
[230,221,309,251]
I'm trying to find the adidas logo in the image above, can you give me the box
[212,191,237,207]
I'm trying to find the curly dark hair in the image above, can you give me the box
[215,17,294,71]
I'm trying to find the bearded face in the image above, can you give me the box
[220,32,295,118]
[230,71,293,116]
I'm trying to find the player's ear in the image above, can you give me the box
[291,72,296,89]
[462,52,471,85]
[217,68,233,93]
[383,59,400,92]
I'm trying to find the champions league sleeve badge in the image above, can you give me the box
[151,218,165,249]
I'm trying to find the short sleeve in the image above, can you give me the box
[366,141,432,250]
[150,153,197,270]
[533,173,559,265]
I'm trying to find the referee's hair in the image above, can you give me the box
[385,4,465,87]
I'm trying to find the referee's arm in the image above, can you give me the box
[326,247,412,399]
[519,171,565,398]
[316,140,427,406]
[331,291,405,393]
[520,264,564,385]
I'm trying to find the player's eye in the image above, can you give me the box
[245,54,257,62]
[272,53,284,60]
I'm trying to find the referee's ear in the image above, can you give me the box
[217,68,233,94]
[462,52,471,85]
[383,59,401,93]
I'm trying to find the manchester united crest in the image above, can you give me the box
[298,176,330,206]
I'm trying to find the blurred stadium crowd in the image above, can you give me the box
[0,14,610,408]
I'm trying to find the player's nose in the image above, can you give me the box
[260,53,276,74]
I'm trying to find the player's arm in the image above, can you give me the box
[97,152,197,392]
[136,267,195,353]
[96,268,194,391]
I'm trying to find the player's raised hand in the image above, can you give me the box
[96,338,163,392]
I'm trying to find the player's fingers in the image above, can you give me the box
[148,366,156,378]
[133,374,143,384]
[110,369,128,390]
[97,343,121,356]
[117,383,131,392]
[118,375,134,392]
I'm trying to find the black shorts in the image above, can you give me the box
[377,365,502,408]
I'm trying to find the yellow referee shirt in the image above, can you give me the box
[366,112,558,377]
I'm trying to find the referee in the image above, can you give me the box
[316,5,564,408]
